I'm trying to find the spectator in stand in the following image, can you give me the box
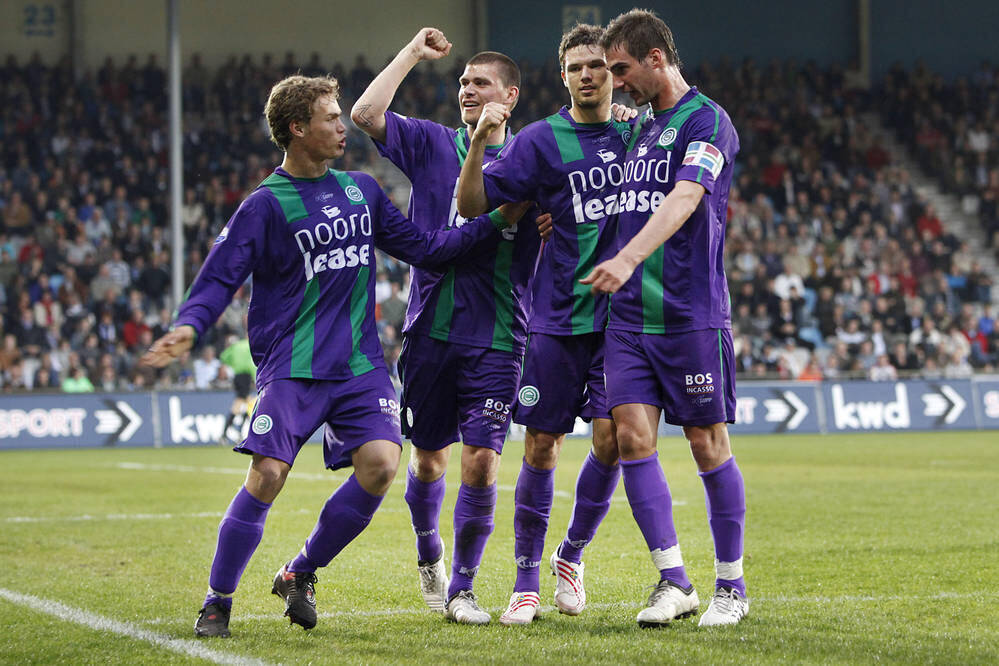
[869,354,898,381]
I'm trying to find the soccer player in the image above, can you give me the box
[218,333,255,447]
[141,74,525,638]
[581,10,748,627]
[456,25,630,625]
[351,30,542,625]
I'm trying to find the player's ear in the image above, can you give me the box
[646,48,663,68]
[506,85,520,112]
[290,120,307,139]
[560,69,568,88]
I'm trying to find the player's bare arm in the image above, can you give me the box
[455,101,509,218]
[140,324,197,368]
[582,179,704,293]
[350,27,452,142]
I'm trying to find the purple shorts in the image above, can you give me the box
[235,370,402,471]
[604,328,737,427]
[399,335,521,453]
[513,332,610,433]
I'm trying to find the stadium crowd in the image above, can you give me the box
[0,51,996,392]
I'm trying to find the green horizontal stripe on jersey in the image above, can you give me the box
[546,113,585,164]
[571,222,600,334]
[332,169,368,206]
[348,265,375,376]
[261,172,309,224]
[491,241,516,351]
[641,245,666,333]
[290,278,320,378]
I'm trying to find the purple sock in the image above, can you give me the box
[513,460,555,593]
[206,486,271,605]
[448,483,497,599]
[559,451,621,564]
[621,453,691,589]
[404,467,446,563]
[289,475,383,573]
[700,456,747,596]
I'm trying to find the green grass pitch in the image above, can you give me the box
[1,431,997,664]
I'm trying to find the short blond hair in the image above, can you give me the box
[264,75,340,151]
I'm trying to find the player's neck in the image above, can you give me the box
[568,100,611,125]
[650,68,691,113]
[280,149,330,180]
[470,122,508,147]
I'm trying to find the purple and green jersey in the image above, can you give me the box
[373,111,541,354]
[610,87,739,334]
[174,166,504,388]
[481,106,632,335]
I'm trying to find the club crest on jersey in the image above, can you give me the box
[657,127,677,148]
[621,129,633,145]
[597,149,617,163]
[518,385,540,407]
[252,414,273,435]
[344,185,364,203]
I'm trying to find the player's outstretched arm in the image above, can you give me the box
[141,325,196,368]
[581,180,704,294]
[351,28,452,142]
[456,101,509,218]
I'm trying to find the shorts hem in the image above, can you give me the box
[232,444,295,468]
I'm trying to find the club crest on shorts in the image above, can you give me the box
[518,385,540,407]
[251,414,273,435]
[406,407,414,428]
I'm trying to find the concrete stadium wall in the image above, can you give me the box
[487,0,858,69]
[2,0,478,70]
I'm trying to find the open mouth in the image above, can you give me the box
[462,101,479,109]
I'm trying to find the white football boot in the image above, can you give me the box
[417,542,449,613]
[550,551,586,615]
[499,591,541,626]
[636,579,699,628]
[445,590,491,625]
[698,587,749,627]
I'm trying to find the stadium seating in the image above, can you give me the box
[0,53,995,391]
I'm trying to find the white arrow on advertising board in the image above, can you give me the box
[921,385,966,425]
[94,400,144,444]
[763,391,809,431]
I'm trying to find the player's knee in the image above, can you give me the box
[591,422,620,465]
[410,448,448,481]
[683,424,729,469]
[461,446,499,487]
[357,451,400,495]
[247,457,289,499]
[615,421,654,460]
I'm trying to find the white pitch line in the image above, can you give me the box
[140,590,995,626]
[0,588,272,666]
[110,462,686,504]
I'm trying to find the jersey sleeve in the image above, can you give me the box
[674,106,736,194]
[363,173,501,268]
[481,127,545,207]
[173,195,267,338]
[371,111,440,176]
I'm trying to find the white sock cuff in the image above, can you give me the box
[651,545,683,570]
[208,588,233,599]
[715,558,743,580]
